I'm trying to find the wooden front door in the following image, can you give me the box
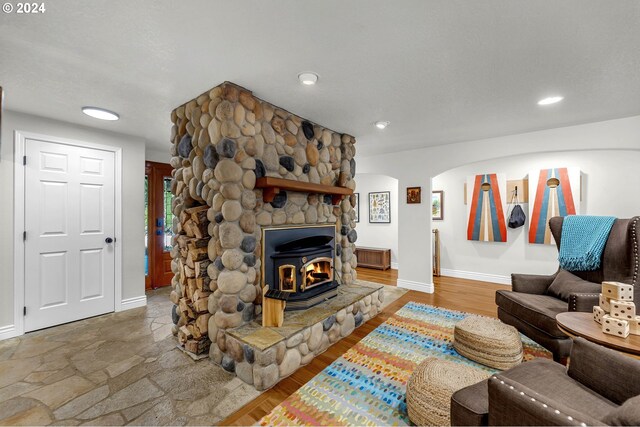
[146,161,174,289]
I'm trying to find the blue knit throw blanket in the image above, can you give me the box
[559,215,616,271]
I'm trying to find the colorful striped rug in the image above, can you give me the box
[258,302,551,426]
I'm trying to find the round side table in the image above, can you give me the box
[556,312,640,359]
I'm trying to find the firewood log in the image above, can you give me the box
[186,247,208,268]
[178,325,192,344]
[196,277,211,292]
[179,298,195,319]
[192,289,211,301]
[185,338,210,355]
[186,280,197,300]
[179,209,189,224]
[194,260,210,278]
[184,265,195,278]
[192,222,207,239]
[176,235,190,249]
[193,297,209,314]
[178,259,186,283]
[186,205,208,225]
[188,246,209,262]
[187,237,210,250]
[186,324,197,336]
[183,219,196,237]
[195,313,211,334]
[184,205,208,217]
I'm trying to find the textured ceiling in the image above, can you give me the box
[1,0,639,156]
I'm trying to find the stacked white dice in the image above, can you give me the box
[593,281,639,338]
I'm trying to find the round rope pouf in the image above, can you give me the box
[406,357,490,426]
[453,315,523,370]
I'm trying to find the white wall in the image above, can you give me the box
[354,174,399,268]
[358,115,640,292]
[0,110,147,334]
[432,150,640,284]
[145,147,170,163]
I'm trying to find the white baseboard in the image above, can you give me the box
[391,262,399,270]
[119,295,147,311]
[440,269,511,285]
[0,324,18,341]
[397,279,434,294]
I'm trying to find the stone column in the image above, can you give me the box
[167,82,358,363]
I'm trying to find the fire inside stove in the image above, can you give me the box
[303,257,333,290]
[279,265,296,292]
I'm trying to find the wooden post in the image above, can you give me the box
[262,286,287,327]
[433,228,441,277]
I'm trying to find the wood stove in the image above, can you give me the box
[262,225,339,310]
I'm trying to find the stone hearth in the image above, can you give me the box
[168,81,373,389]
[227,281,383,389]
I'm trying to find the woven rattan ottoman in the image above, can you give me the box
[406,358,490,426]
[453,316,523,370]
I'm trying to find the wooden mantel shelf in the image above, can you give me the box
[255,177,353,204]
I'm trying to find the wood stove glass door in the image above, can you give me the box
[302,257,333,291]
[279,264,296,292]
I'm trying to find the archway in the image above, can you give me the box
[357,116,640,293]
[431,149,640,285]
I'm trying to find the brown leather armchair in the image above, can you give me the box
[495,216,640,360]
[451,338,640,426]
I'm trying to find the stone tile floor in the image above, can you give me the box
[0,287,259,426]
[0,283,407,426]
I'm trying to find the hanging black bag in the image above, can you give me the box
[507,186,526,229]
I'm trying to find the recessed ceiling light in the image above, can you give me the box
[375,121,390,129]
[298,72,319,85]
[82,106,119,121]
[537,96,564,106]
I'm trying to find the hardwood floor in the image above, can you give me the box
[354,265,398,285]
[220,268,509,426]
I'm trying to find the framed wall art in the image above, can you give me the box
[432,190,444,221]
[528,167,581,245]
[407,186,421,204]
[466,173,507,242]
[369,191,390,223]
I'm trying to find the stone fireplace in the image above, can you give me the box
[168,82,383,390]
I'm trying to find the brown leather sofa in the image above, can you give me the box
[495,216,640,360]
[450,338,640,426]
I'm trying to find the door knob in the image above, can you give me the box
[105,237,114,244]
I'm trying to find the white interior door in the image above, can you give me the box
[24,137,116,332]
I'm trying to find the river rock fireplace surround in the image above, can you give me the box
[168,82,383,390]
